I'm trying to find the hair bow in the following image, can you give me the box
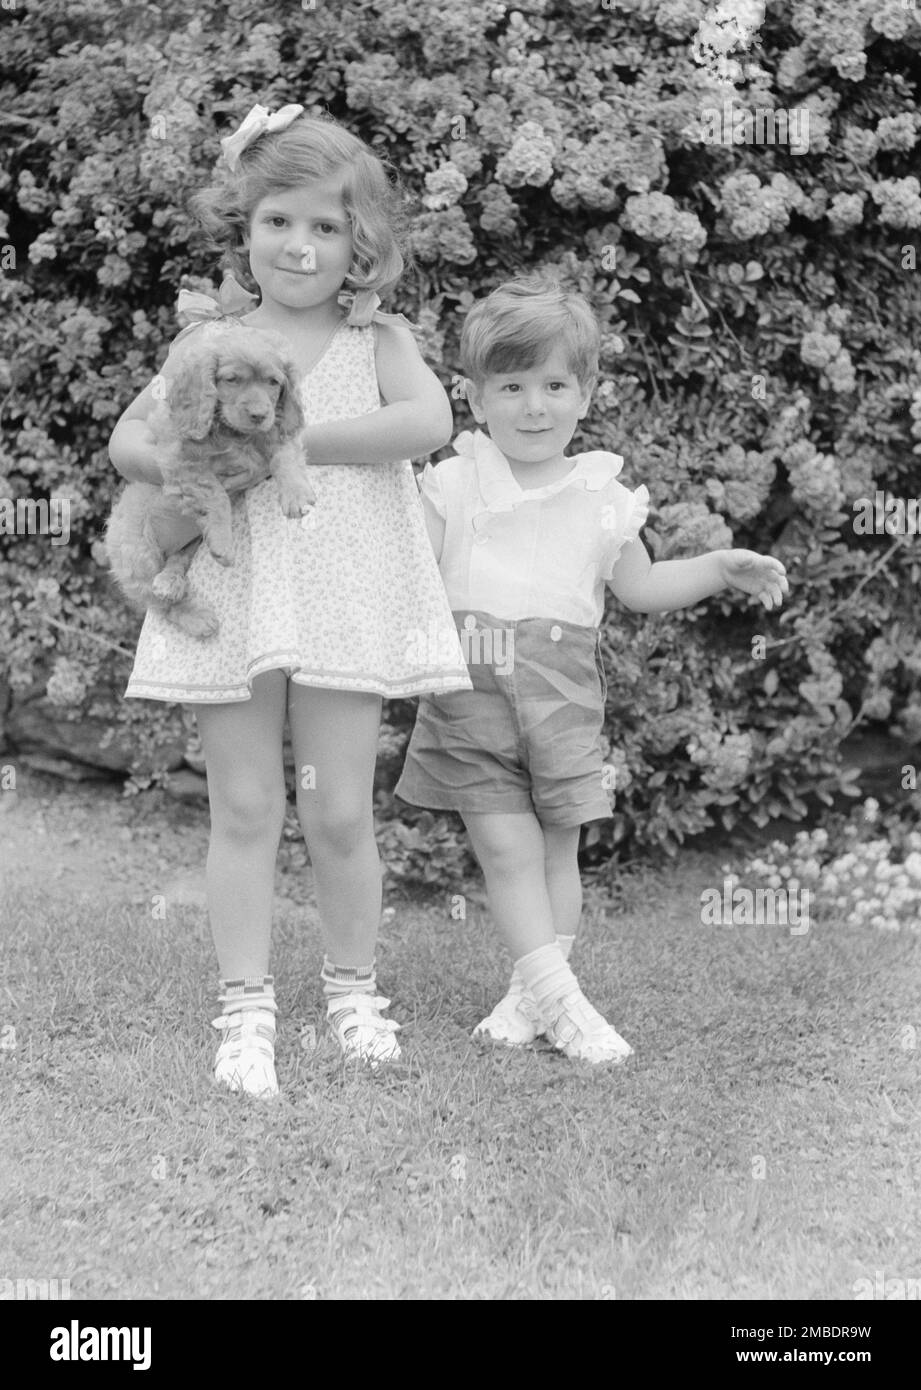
[338,288,382,328]
[176,273,260,323]
[220,103,304,171]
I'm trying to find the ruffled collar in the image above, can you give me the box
[454,429,624,529]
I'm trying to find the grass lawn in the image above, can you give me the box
[0,776,918,1300]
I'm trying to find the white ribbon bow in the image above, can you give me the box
[220,103,305,170]
[176,272,259,323]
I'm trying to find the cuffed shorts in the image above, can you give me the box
[395,610,613,828]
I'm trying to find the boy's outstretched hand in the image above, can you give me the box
[720,550,789,610]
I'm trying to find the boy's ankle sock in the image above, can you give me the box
[219,975,277,1016]
[510,934,575,994]
[514,943,582,1013]
[513,944,632,1066]
[321,957,376,1001]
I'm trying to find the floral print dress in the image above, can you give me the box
[124,314,471,702]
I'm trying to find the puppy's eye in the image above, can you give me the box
[219,373,239,384]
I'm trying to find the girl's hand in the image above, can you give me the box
[298,319,453,465]
[720,550,789,610]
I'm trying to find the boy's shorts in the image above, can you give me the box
[395,610,613,828]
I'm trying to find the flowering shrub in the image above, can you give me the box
[495,120,556,188]
[376,810,476,891]
[1,0,920,875]
[622,193,708,265]
[422,164,469,211]
[732,800,921,932]
[870,176,921,229]
[826,191,866,233]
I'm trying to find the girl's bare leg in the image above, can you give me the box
[287,686,383,966]
[287,687,401,1065]
[192,671,288,978]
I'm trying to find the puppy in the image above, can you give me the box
[106,323,314,638]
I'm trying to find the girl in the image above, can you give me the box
[108,104,471,1095]
[396,277,788,1063]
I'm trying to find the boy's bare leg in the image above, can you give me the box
[543,822,582,940]
[464,812,631,1062]
[462,810,557,959]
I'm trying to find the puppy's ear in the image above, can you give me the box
[277,357,305,438]
[168,349,218,440]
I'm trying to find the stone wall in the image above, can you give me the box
[0,673,910,816]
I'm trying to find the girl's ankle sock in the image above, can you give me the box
[514,943,582,1013]
[218,975,277,1016]
[213,976,278,1098]
[321,957,376,1001]
[510,933,575,994]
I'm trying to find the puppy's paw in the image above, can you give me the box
[168,603,220,640]
[151,570,188,603]
[203,530,234,565]
[277,480,316,519]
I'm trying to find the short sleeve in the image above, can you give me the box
[601,482,651,578]
[419,462,447,518]
[623,484,650,546]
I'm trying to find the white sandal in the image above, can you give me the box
[327,992,401,1067]
[473,982,542,1046]
[542,993,633,1065]
[212,1007,279,1097]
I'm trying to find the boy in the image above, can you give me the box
[397,278,787,1063]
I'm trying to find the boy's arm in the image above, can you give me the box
[300,320,454,465]
[609,539,788,612]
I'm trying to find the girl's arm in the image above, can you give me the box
[421,492,446,563]
[108,374,170,484]
[609,539,788,613]
[301,320,454,465]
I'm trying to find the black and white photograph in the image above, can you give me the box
[0,0,918,1339]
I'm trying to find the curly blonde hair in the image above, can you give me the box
[190,113,408,300]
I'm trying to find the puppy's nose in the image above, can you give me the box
[247,408,270,424]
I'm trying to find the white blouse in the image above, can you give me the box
[420,430,650,627]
